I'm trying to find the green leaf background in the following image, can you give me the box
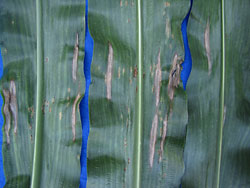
[1,0,85,187]
[0,0,250,187]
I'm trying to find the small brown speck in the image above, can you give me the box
[68,88,71,93]
[165,2,170,7]
[133,66,138,78]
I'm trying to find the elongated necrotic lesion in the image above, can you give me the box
[168,54,181,101]
[149,50,162,168]
[10,80,18,134]
[105,43,113,100]
[2,81,18,144]
[204,19,212,75]
[72,93,81,141]
[3,89,11,144]
[72,33,79,81]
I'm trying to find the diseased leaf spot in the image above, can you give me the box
[72,94,81,141]
[3,89,11,144]
[168,54,181,101]
[149,50,162,168]
[133,65,138,78]
[9,81,18,134]
[165,18,171,39]
[59,112,62,121]
[205,19,212,75]
[159,113,169,162]
[165,2,170,7]
[105,43,113,100]
[72,33,79,81]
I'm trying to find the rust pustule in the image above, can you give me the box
[204,19,212,75]
[3,89,11,144]
[9,81,18,134]
[105,43,114,100]
[72,33,79,81]
[133,65,138,78]
[72,93,81,141]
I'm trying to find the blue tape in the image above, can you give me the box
[79,0,93,187]
[0,49,6,187]
[180,0,193,90]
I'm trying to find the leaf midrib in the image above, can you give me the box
[215,0,225,187]
[133,0,143,187]
[31,0,44,187]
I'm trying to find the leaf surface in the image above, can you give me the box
[87,0,189,187]
[0,0,86,187]
[182,0,250,187]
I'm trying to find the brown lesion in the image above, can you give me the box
[9,81,18,134]
[159,53,182,162]
[72,93,81,141]
[168,54,182,101]
[2,80,19,145]
[72,33,79,81]
[3,89,11,144]
[133,65,138,78]
[204,19,212,75]
[105,43,114,100]
[149,50,162,168]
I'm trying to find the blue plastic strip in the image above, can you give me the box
[79,0,93,187]
[180,0,193,90]
[0,49,6,187]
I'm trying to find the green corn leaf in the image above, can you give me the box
[87,0,188,187]
[1,0,249,187]
[0,0,85,187]
[182,0,250,187]
[87,0,250,187]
